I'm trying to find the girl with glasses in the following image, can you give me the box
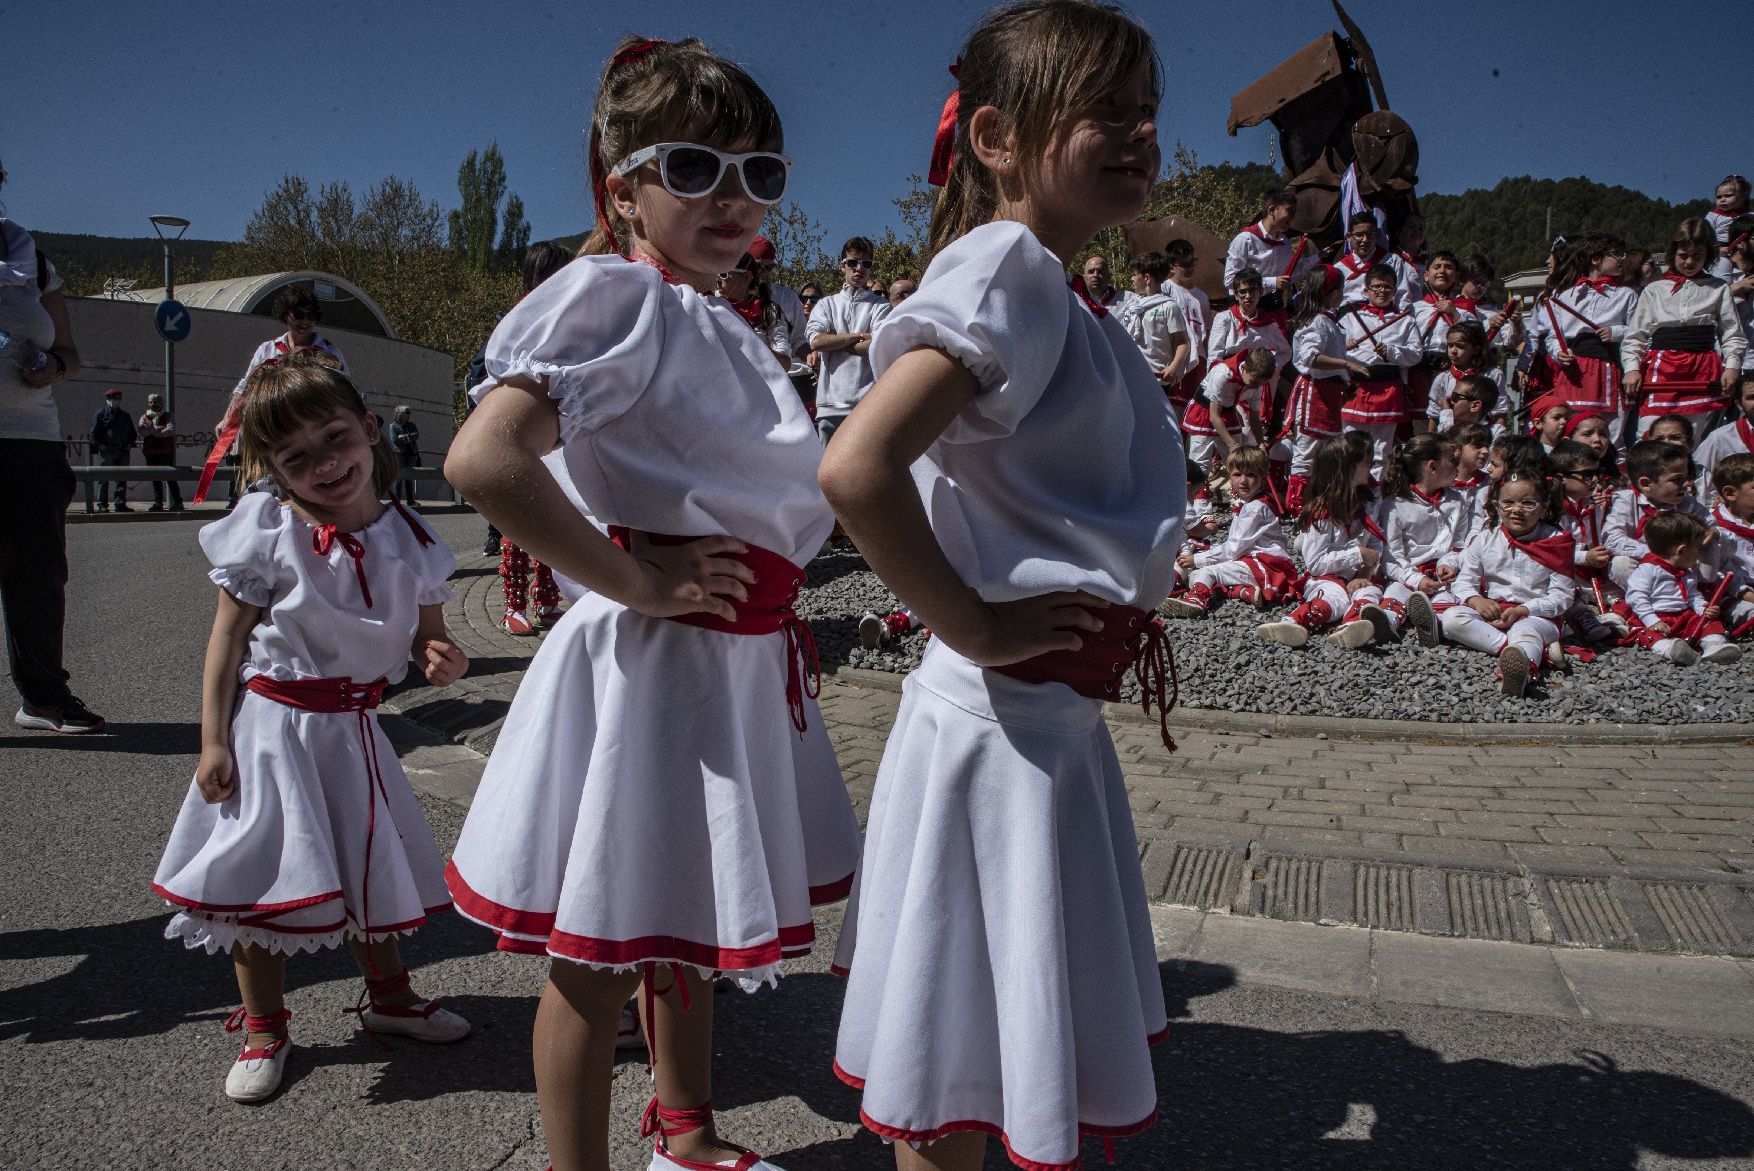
[444,36,858,1171]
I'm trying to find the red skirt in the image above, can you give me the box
[1551,352,1622,413]
[1181,400,1241,438]
[1341,377,1405,426]
[1289,374,1344,436]
[1640,350,1725,417]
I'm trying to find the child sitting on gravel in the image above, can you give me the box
[1448,422,1493,540]
[1163,445,1296,617]
[1605,438,1711,587]
[1695,380,1754,503]
[1706,452,1754,632]
[1440,466,1578,697]
[1439,372,1502,440]
[1380,433,1467,646]
[1257,434,1388,649]
[1551,439,1625,640]
[1624,512,1742,664]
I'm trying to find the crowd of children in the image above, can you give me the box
[124,4,1752,1170]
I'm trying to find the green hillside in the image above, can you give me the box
[33,232,230,294]
[1422,176,1700,276]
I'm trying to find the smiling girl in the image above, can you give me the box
[441,37,859,1171]
[152,355,471,1103]
[819,4,1180,1167]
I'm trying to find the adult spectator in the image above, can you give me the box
[1080,254,1137,313]
[749,236,815,398]
[1224,188,1318,299]
[197,286,348,507]
[0,162,104,732]
[888,276,918,307]
[138,392,182,511]
[807,236,891,446]
[718,252,793,368]
[389,405,421,506]
[88,388,137,512]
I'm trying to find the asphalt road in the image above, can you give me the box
[2,513,1752,1171]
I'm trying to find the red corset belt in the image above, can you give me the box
[993,604,1180,752]
[245,674,395,967]
[608,527,820,735]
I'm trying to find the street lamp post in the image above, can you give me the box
[148,215,190,418]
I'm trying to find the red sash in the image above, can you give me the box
[993,604,1178,752]
[606,528,819,734]
[1738,416,1754,453]
[1504,531,1577,578]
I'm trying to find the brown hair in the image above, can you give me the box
[1382,432,1458,501]
[927,0,1160,260]
[1665,218,1719,271]
[1713,451,1754,494]
[1642,510,1707,558]
[238,354,398,498]
[1239,348,1276,381]
[1299,434,1369,529]
[1486,466,1560,528]
[582,37,782,257]
[1225,443,1269,478]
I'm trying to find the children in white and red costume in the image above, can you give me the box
[1539,277,1637,445]
[1624,554,1740,662]
[832,221,1182,1170]
[1205,300,1291,372]
[1622,271,1746,434]
[1381,485,1468,637]
[1282,510,1387,636]
[1706,501,1754,630]
[1339,302,1421,475]
[1288,308,1349,514]
[1336,246,1418,310]
[154,494,457,955]
[446,256,862,984]
[1438,523,1576,673]
[1169,494,1297,613]
[1224,220,1316,296]
[1694,402,1754,503]
[1602,485,1710,587]
[1184,354,1260,472]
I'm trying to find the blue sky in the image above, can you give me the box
[5,0,1748,253]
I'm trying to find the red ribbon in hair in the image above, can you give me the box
[926,60,963,187]
[591,39,671,252]
[1320,264,1342,298]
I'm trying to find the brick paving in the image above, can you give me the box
[401,553,1754,918]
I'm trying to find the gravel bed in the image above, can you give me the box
[797,542,1754,726]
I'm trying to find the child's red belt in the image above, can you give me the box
[245,673,393,969]
[993,604,1179,752]
[608,528,820,735]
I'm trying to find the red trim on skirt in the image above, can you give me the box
[151,882,342,916]
[446,858,833,971]
[1639,350,1725,416]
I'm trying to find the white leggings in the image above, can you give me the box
[1289,431,1334,478]
[1441,605,1559,662]
[1303,576,1382,622]
[1189,559,1262,594]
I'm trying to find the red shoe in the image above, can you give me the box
[503,607,535,636]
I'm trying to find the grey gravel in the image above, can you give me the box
[799,534,1754,726]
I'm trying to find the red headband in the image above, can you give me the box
[927,59,962,187]
[1563,409,1602,438]
[591,39,670,252]
[1320,264,1342,298]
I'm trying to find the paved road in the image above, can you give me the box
[3,513,1753,1170]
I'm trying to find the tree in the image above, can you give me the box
[761,200,837,293]
[496,194,531,270]
[449,143,523,274]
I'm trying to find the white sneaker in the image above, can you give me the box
[857,611,885,650]
[616,1003,646,1050]
[1658,639,1700,666]
[1256,620,1309,648]
[651,1143,787,1170]
[1599,610,1630,635]
[359,1001,471,1044]
[1545,641,1568,672]
[1327,619,1376,649]
[1158,596,1208,619]
[1404,593,1440,647]
[224,1035,292,1103]
[1701,639,1743,665]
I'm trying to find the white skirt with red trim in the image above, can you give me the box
[832,640,1167,1171]
[152,692,452,956]
[445,592,860,987]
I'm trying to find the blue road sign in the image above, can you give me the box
[155,299,191,343]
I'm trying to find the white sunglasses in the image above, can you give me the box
[612,142,793,205]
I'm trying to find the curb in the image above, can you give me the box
[827,665,1754,747]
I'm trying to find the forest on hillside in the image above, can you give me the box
[1421,176,1702,276]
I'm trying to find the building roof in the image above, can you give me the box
[124,271,395,339]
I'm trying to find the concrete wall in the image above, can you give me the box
[57,299,456,493]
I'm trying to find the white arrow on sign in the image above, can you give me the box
[165,310,187,331]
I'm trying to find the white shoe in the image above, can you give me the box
[1598,610,1630,635]
[1158,595,1208,619]
[1657,639,1700,666]
[1545,641,1568,673]
[857,611,885,650]
[1701,639,1743,665]
[360,1001,471,1044]
[651,1143,787,1170]
[1327,619,1376,649]
[1256,620,1309,648]
[1499,646,1530,697]
[616,1003,646,1050]
[1404,593,1439,647]
[224,1035,291,1103]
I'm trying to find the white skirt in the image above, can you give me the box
[832,640,1167,1170]
[445,593,861,986]
[152,689,451,956]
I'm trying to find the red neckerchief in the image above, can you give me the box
[629,250,681,284]
[727,294,764,328]
[1069,275,1108,319]
[1662,271,1699,295]
[1504,528,1578,578]
[1714,505,1754,542]
[1408,485,1448,511]
[1564,496,1603,545]
[1399,249,1427,269]
[1447,363,1480,382]
[1358,303,1398,321]
[1629,491,1660,538]
[1244,222,1285,246]
[1452,295,1479,314]
[1360,513,1386,542]
[1230,303,1273,330]
[1454,473,1487,491]
[1339,250,1376,277]
[1639,553,1691,601]
[1576,276,1621,294]
[1736,415,1754,451]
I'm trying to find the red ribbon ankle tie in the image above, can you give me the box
[607,528,820,735]
[225,1005,293,1060]
[994,604,1180,752]
[245,675,391,973]
[926,59,962,187]
[344,968,447,1049]
[635,962,770,1168]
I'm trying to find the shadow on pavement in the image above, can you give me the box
[0,721,200,756]
[715,964,1754,1171]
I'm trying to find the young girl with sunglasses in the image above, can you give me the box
[819,4,1180,1167]
[152,355,470,1103]
[443,37,860,1171]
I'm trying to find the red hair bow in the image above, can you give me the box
[927,59,962,187]
[591,39,671,252]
